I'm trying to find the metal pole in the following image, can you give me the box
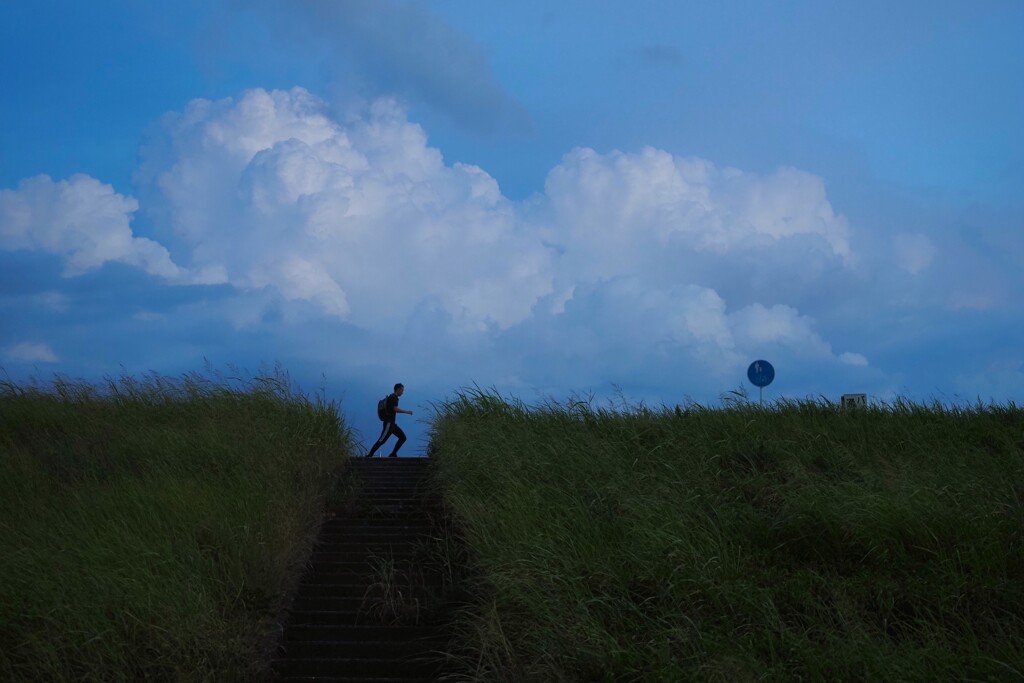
[759,386,763,406]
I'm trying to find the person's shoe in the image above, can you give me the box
[387,453,398,458]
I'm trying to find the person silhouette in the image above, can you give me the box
[366,383,412,458]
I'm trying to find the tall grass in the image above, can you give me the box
[430,389,1024,681]
[0,368,353,681]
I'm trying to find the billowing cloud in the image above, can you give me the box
[0,174,222,284]
[4,342,58,363]
[730,302,835,359]
[129,86,867,364]
[135,88,550,330]
[0,175,180,279]
[541,147,850,276]
[5,86,874,397]
[528,277,857,379]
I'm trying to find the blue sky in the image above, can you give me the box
[2,1,1023,453]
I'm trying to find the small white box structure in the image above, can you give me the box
[841,393,867,408]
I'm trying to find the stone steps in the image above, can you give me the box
[273,457,454,682]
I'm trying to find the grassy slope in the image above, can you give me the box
[0,372,352,682]
[430,390,1024,682]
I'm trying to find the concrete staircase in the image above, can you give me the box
[273,457,454,682]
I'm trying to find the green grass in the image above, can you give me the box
[0,369,353,682]
[429,389,1024,682]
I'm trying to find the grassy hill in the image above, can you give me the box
[4,373,1022,681]
[428,389,1024,681]
[0,371,352,682]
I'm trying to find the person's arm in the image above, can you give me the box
[390,395,412,416]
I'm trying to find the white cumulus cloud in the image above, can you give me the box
[4,86,871,388]
[128,87,868,367]
[136,88,551,330]
[0,174,221,284]
[540,146,851,284]
[529,276,858,384]
[730,302,835,359]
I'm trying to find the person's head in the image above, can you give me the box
[394,382,404,396]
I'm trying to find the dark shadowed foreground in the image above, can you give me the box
[273,457,458,681]
[0,370,352,681]
[430,389,1024,681]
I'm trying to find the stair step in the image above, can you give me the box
[312,542,429,552]
[317,526,434,536]
[300,565,442,584]
[351,465,430,470]
[290,596,366,611]
[349,459,430,463]
[350,464,429,470]
[352,474,430,480]
[286,607,440,626]
[350,501,442,509]
[318,528,436,537]
[289,597,441,615]
[341,512,443,520]
[273,655,443,678]
[355,492,431,499]
[283,624,437,641]
[354,474,429,479]
[275,457,454,679]
[354,473,430,478]
[349,459,430,464]
[300,566,371,581]
[309,551,420,563]
[295,583,367,599]
[315,530,434,540]
[350,492,430,498]
[313,540,433,552]
[307,561,427,575]
[278,638,447,659]
[353,492,431,498]
[315,532,436,544]
[297,584,444,596]
[351,477,430,481]
[317,532,434,540]
[276,678,428,683]
[353,485,430,491]
[351,497,428,504]
[323,518,436,527]
[315,532,432,544]
[295,584,443,601]
[286,609,364,625]
[315,531,430,542]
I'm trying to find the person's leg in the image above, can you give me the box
[367,422,394,457]
[387,424,407,456]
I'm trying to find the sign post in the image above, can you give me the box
[841,393,867,408]
[746,360,775,406]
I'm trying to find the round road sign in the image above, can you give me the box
[747,360,775,388]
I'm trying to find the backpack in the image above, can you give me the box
[377,395,390,422]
